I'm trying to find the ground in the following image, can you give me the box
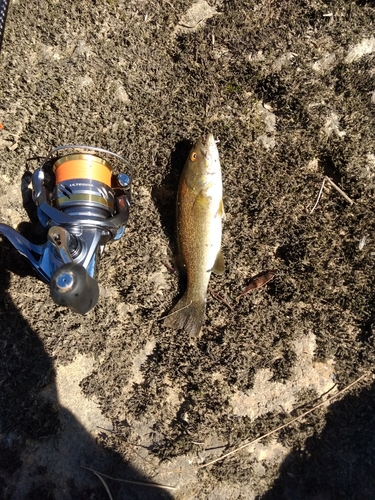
[0,0,375,499]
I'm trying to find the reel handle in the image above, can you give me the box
[50,263,99,314]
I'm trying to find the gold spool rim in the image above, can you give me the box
[55,193,115,209]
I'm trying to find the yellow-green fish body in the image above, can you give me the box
[164,133,224,338]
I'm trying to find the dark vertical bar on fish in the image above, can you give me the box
[0,0,10,53]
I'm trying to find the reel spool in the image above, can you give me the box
[53,154,116,219]
[0,145,131,314]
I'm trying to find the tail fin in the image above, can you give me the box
[164,294,206,339]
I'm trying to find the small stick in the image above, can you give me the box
[81,465,176,491]
[310,177,326,213]
[96,427,156,466]
[310,176,354,213]
[208,287,235,311]
[197,372,367,469]
[83,467,113,500]
[324,176,354,204]
[97,427,148,449]
[155,371,369,477]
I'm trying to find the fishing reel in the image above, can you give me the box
[0,145,131,314]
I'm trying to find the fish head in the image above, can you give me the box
[184,134,221,191]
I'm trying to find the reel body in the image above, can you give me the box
[0,145,131,314]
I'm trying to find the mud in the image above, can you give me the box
[1,0,375,498]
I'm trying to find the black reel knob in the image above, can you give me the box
[50,263,99,314]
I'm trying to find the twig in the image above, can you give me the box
[310,177,327,213]
[325,176,354,204]
[154,371,369,479]
[82,466,113,500]
[208,288,235,311]
[82,465,176,491]
[96,427,156,466]
[310,176,354,213]
[197,372,368,469]
[97,427,148,449]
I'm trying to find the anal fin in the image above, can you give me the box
[212,249,224,275]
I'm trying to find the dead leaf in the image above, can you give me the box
[237,271,275,299]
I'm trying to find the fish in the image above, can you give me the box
[164,133,224,339]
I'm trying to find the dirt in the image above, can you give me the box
[1,0,375,498]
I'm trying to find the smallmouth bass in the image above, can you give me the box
[164,133,224,338]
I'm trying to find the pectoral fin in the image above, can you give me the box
[212,249,225,275]
[217,199,225,219]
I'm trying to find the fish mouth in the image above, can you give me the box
[199,133,218,159]
[193,134,220,175]
[191,135,219,178]
[200,133,216,150]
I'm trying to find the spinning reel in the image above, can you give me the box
[0,145,131,314]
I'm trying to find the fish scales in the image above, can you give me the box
[164,133,224,339]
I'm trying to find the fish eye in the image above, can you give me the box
[190,152,197,161]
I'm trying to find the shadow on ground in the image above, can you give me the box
[262,378,375,500]
[0,243,173,500]
[151,138,192,250]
